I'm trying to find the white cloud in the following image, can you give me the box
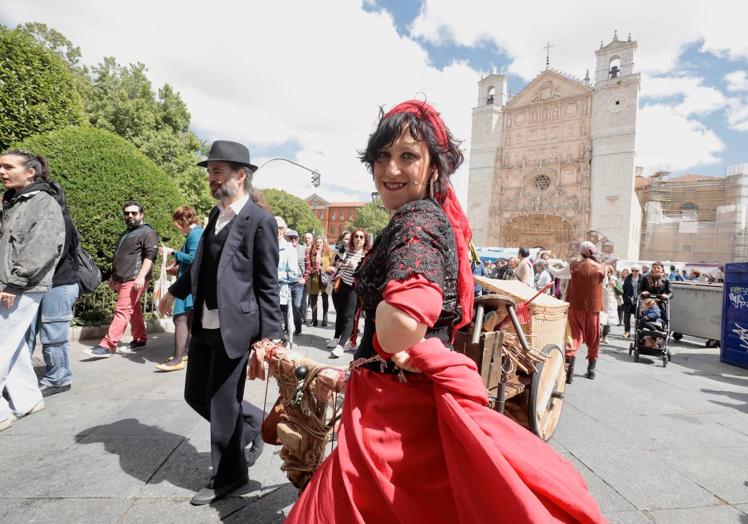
[725,70,748,92]
[411,0,747,81]
[0,0,477,205]
[411,0,744,172]
[636,104,724,171]
[642,74,726,116]
[726,97,748,131]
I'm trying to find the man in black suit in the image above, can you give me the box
[159,140,282,505]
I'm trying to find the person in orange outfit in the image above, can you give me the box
[565,241,605,381]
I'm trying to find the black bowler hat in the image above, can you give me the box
[197,140,259,171]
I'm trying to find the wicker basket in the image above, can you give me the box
[474,277,569,353]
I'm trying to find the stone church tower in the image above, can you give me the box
[467,33,641,259]
[590,33,641,259]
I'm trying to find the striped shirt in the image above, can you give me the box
[337,249,365,286]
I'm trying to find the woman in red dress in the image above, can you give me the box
[285,100,605,523]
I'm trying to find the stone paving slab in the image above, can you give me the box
[3,319,748,522]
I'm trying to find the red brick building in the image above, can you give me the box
[305,194,367,240]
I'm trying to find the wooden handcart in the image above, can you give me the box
[454,277,568,441]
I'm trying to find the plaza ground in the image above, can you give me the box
[1,315,748,523]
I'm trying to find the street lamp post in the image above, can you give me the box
[254,157,322,233]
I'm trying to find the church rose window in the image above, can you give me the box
[534,174,551,191]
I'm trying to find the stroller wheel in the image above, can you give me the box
[628,343,633,356]
[634,349,639,363]
[667,350,672,362]
[662,355,668,367]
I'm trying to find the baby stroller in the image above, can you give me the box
[628,293,672,367]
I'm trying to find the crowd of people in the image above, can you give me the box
[0,102,612,520]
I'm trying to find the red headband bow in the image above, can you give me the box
[384,100,449,149]
[382,100,474,338]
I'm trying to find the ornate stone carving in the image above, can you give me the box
[531,81,561,103]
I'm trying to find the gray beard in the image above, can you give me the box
[213,181,239,201]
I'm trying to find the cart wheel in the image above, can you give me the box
[672,332,683,341]
[527,344,566,442]
[634,348,640,363]
[705,339,719,348]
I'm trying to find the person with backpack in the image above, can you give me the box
[0,150,65,430]
[25,181,81,396]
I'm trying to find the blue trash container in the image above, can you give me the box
[721,262,748,369]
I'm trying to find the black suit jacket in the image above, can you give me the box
[169,198,283,359]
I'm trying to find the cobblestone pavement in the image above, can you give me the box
[1,316,748,523]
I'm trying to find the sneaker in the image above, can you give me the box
[344,341,357,351]
[39,384,71,398]
[330,345,344,358]
[14,400,45,420]
[119,340,147,354]
[87,345,114,359]
[326,339,338,349]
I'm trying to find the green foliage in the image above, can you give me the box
[16,22,83,67]
[15,127,183,269]
[85,58,212,215]
[0,26,87,150]
[349,202,390,237]
[16,127,183,322]
[261,189,322,234]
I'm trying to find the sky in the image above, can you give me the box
[2,0,747,206]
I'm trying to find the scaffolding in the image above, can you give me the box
[637,166,748,263]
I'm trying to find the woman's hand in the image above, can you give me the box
[391,350,421,373]
[0,291,16,309]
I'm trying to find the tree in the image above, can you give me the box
[349,202,390,237]
[261,189,322,234]
[85,58,213,215]
[16,127,184,323]
[0,26,87,150]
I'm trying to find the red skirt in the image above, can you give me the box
[286,339,605,523]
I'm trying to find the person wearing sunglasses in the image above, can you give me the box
[327,228,368,358]
[87,200,159,358]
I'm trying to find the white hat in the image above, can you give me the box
[631,264,642,272]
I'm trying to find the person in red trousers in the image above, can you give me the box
[565,241,606,381]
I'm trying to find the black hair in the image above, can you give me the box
[518,246,530,258]
[3,149,50,182]
[122,200,144,213]
[669,265,676,271]
[359,108,464,199]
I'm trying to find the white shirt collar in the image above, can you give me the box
[218,194,250,216]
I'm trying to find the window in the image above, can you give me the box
[534,174,551,191]
[487,85,495,105]
[349,211,354,220]
[332,211,336,220]
[609,57,621,78]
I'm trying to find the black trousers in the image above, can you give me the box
[184,329,262,488]
[334,282,358,346]
[623,303,635,333]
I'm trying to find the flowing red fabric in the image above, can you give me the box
[382,100,475,337]
[285,338,606,524]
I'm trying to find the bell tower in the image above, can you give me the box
[468,73,506,245]
[590,31,641,258]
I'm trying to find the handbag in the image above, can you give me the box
[332,275,343,293]
[320,270,331,288]
[152,259,170,315]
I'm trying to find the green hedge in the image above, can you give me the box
[0,26,87,150]
[16,127,184,323]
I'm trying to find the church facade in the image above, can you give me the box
[468,33,642,259]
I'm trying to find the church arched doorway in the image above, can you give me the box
[501,214,575,258]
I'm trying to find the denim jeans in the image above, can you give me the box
[32,283,79,387]
[0,291,44,421]
[290,283,304,332]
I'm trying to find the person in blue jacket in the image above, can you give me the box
[158,206,203,371]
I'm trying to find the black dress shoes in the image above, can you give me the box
[245,432,265,468]
[190,475,249,506]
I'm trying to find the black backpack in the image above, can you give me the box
[75,245,102,294]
